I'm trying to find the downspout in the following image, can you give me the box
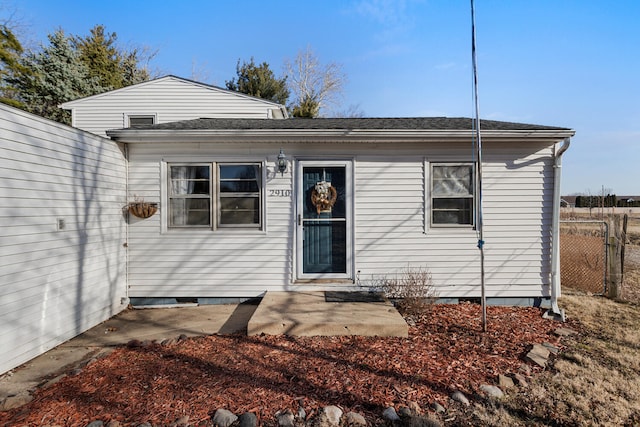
[548,137,571,321]
[123,142,130,308]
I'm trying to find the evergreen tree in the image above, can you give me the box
[225,57,289,105]
[13,29,102,123]
[0,24,28,107]
[73,25,149,90]
[291,95,319,118]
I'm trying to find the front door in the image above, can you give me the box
[296,160,352,279]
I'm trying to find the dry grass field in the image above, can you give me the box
[560,209,640,302]
[454,210,640,426]
[457,291,640,426]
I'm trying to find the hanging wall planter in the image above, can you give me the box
[128,202,158,219]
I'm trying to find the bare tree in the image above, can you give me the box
[190,58,211,84]
[284,45,346,117]
[335,103,366,118]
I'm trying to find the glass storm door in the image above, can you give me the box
[297,161,352,278]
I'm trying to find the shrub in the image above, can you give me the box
[373,265,438,317]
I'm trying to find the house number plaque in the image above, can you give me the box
[269,189,291,197]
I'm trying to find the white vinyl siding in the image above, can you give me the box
[0,104,127,375]
[61,76,285,136]
[355,144,553,298]
[125,140,555,300]
[127,144,285,297]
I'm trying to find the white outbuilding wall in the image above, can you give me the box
[0,104,127,374]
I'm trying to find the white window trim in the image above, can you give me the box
[125,113,157,128]
[160,158,267,234]
[424,158,476,233]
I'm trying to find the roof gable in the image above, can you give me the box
[59,75,285,109]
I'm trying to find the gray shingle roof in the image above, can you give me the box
[127,117,571,131]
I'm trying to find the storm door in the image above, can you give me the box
[296,161,352,279]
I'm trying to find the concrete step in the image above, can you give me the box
[247,291,408,337]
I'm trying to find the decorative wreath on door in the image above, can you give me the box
[311,181,338,214]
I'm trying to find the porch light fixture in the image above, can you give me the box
[277,148,287,176]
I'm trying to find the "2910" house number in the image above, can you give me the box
[269,189,291,197]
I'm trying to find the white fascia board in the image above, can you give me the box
[107,128,575,144]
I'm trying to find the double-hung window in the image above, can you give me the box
[168,162,262,230]
[430,163,474,226]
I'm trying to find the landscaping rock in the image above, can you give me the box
[276,409,295,427]
[86,421,104,427]
[512,373,529,388]
[480,384,504,398]
[398,406,413,418]
[554,327,578,337]
[344,412,367,426]
[431,402,446,414]
[498,374,515,389]
[518,363,532,375]
[319,405,343,427]
[451,391,470,406]
[542,342,559,354]
[238,412,257,427]
[297,405,307,420]
[105,421,120,427]
[526,344,551,368]
[213,408,238,427]
[136,423,152,427]
[383,406,401,422]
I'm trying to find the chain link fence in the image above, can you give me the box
[560,221,608,294]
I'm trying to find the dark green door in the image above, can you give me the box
[300,165,348,274]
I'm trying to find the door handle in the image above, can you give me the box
[298,214,301,225]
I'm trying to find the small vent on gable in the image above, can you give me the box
[128,115,156,127]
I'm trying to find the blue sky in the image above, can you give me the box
[10,0,640,195]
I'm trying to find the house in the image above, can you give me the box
[0,76,575,375]
[560,196,576,208]
[59,75,288,136]
[106,117,574,308]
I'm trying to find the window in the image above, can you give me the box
[168,163,262,230]
[431,163,474,226]
[218,164,261,227]
[169,164,211,227]
[128,115,155,127]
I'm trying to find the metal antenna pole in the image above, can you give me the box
[471,0,487,332]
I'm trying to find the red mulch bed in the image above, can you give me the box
[0,304,566,426]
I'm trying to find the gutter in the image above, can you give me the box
[106,128,576,144]
[548,137,571,321]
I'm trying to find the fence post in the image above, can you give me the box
[607,214,626,299]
